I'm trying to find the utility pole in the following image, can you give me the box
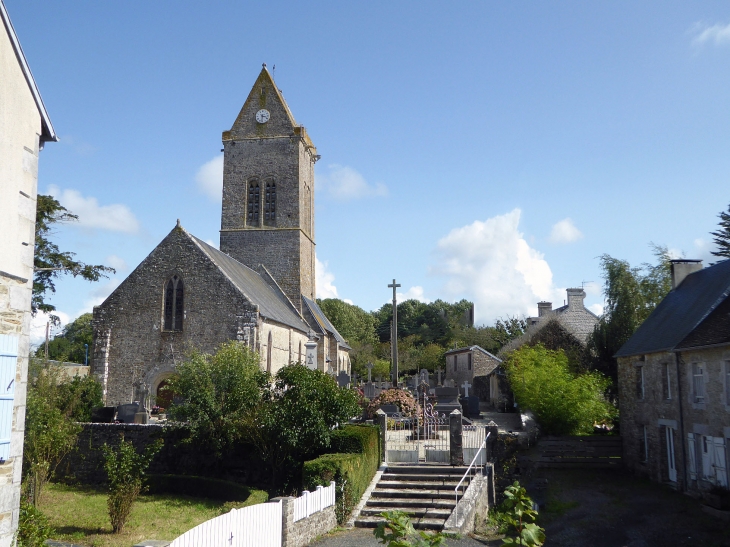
[388,279,401,386]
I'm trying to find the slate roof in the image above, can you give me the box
[190,234,310,333]
[444,345,502,362]
[302,296,351,350]
[615,259,730,358]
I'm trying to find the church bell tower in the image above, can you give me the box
[219,65,317,312]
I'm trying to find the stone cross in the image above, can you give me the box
[462,381,472,398]
[436,367,443,386]
[366,362,374,383]
[388,279,401,384]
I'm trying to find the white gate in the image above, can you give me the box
[463,425,487,465]
[169,500,282,547]
[384,393,450,464]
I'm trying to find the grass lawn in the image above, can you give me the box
[40,482,269,547]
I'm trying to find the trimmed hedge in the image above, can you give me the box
[302,424,380,524]
[147,474,268,504]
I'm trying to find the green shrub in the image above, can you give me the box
[16,499,53,547]
[303,425,380,524]
[505,345,616,435]
[374,510,445,546]
[366,389,419,419]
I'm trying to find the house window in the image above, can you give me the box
[662,363,671,400]
[640,425,648,463]
[454,355,457,372]
[467,353,472,371]
[248,181,260,225]
[264,181,276,224]
[163,275,184,331]
[692,363,705,402]
[636,366,645,400]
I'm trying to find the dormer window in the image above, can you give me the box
[248,181,260,225]
[164,275,184,331]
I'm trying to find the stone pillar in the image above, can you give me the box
[450,409,463,466]
[485,420,498,462]
[269,496,293,546]
[376,409,387,462]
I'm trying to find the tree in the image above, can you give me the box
[710,202,730,262]
[34,312,93,363]
[56,374,103,422]
[166,341,268,458]
[317,298,377,346]
[504,345,615,435]
[587,245,672,384]
[33,195,114,319]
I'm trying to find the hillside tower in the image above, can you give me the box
[219,66,317,312]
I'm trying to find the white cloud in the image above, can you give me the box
[317,164,388,201]
[589,303,604,317]
[343,299,354,305]
[315,256,339,299]
[205,239,219,249]
[30,310,70,349]
[195,155,223,201]
[47,185,140,234]
[396,286,430,303]
[431,209,564,324]
[691,21,730,47]
[60,135,96,156]
[82,278,122,312]
[549,218,583,244]
[105,255,127,272]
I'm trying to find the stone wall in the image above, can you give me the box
[618,345,730,493]
[272,495,337,547]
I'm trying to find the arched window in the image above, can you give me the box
[164,275,184,331]
[248,181,260,225]
[264,181,276,225]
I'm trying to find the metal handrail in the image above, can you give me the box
[454,431,490,520]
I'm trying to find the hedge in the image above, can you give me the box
[302,424,380,524]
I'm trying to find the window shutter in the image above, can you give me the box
[688,433,697,480]
[713,437,728,488]
[0,334,18,462]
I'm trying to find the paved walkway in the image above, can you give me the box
[309,527,498,547]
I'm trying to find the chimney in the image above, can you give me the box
[537,301,552,317]
[671,259,702,289]
[566,288,586,310]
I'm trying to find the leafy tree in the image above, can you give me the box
[587,245,672,384]
[504,345,615,435]
[710,202,730,262]
[23,360,81,505]
[35,313,93,364]
[243,363,360,486]
[317,298,378,346]
[102,436,163,533]
[166,341,268,458]
[56,374,104,422]
[33,195,114,319]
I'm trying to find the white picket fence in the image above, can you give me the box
[169,500,282,547]
[292,481,336,522]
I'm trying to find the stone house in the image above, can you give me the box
[0,3,57,544]
[616,259,730,493]
[91,66,349,408]
[444,346,508,409]
[499,288,599,369]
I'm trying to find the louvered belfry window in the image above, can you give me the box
[265,181,276,224]
[164,275,184,331]
[248,182,260,225]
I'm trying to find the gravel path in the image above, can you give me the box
[308,527,498,547]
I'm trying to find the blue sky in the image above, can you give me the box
[6,1,729,343]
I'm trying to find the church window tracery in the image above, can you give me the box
[164,275,184,331]
[248,181,260,225]
[264,181,276,225]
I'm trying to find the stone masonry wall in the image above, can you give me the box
[91,226,261,407]
[272,495,337,547]
[618,345,730,493]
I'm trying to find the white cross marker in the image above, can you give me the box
[462,381,472,398]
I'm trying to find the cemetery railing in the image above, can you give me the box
[454,431,490,521]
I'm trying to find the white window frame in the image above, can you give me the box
[692,362,705,403]
[688,433,698,480]
[701,435,713,480]
[713,437,728,488]
[665,426,677,483]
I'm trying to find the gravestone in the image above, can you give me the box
[461,381,472,398]
[91,406,116,423]
[363,382,376,399]
[336,371,351,388]
[461,395,481,418]
[419,369,430,386]
[380,404,399,416]
[444,379,455,388]
[434,387,462,415]
[436,367,444,386]
[116,403,140,423]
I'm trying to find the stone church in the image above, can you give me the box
[91,66,350,407]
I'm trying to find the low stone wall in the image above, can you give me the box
[443,463,494,535]
[272,495,337,547]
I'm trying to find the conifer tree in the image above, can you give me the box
[710,203,730,262]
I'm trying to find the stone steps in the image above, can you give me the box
[354,464,471,531]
